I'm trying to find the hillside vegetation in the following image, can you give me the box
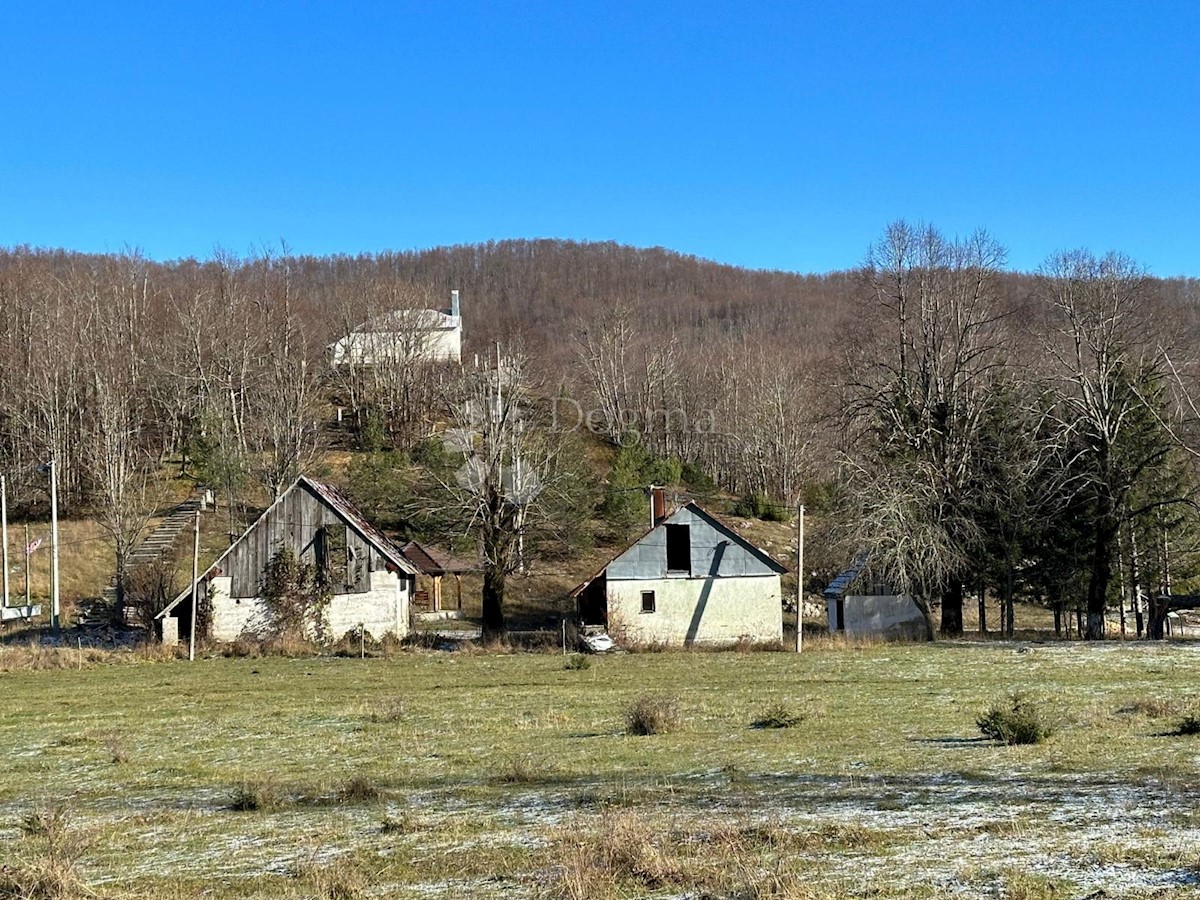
[2,230,1200,637]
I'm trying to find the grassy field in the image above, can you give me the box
[3,640,1200,898]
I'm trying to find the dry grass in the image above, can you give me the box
[293,855,368,900]
[337,775,385,805]
[545,810,866,900]
[364,696,406,723]
[0,639,182,673]
[2,804,96,900]
[624,694,684,735]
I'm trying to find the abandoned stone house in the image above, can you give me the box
[156,476,419,644]
[571,491,787,646]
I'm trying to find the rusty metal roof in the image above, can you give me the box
[400,540,475,576]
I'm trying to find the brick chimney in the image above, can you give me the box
[651,486,668,526]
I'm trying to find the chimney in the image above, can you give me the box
[651,486,668,526]
[451,289,461,319]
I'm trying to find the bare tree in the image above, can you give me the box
[435,347,583,639]
[1036,250,1182,639]
[841,221,1009,635]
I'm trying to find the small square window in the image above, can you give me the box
[641,590,656,613]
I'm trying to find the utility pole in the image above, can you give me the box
[49,459,60,633]
[189,509,200,661]
[23,524,30,609]
[1,475,8,609]
[795,504,805,653]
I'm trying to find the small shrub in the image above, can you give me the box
[1174,713,1200,736]
[977,693,1054,745]
[228,778,282,812]
[491,754,560,784]
[750,701,805,730]
[732,492,789,522]
[625,694,683,735]
[338,775,384,805]
[680,461,716,495]
[366,697,406,723]
[6,803,95,900]
[564,654,591,671]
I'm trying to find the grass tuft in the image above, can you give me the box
[4,803,96,900]
[294,856,367,900]
[563,653,591,671]
[228,778,283,812]
[977,692,1054,745]
[625,694,683,735]
[1173,712,1200,736]
[750,701,805,729]
[338,775,385,805]
[366,697,406,723]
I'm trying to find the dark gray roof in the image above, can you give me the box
[823,553,870,600]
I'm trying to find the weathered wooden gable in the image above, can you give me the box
[225,482,387,598]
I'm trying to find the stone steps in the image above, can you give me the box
[89,493,205,626]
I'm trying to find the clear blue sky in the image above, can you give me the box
[2,1,1197,275]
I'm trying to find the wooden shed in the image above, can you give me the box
[400,540,474,612]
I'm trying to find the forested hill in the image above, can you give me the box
[336,239,861,349]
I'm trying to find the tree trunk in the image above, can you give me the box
[977,587,987,637]
[481,565,507,641]
[914,597,936,642]
[939,580,963,637]
[1053,603,1062,637]
[1085,520,1117,640]
[1002,561,1016,637]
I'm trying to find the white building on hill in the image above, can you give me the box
[329,290,462,366]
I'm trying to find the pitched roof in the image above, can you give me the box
[822,553,870,600]
[568,501,789,598]
[157,476,417,618]
[400,540,474,575]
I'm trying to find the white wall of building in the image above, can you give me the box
[329,315,462,366]
[829,594,927,640]
[607,575,782,646]
[208,571,410,643]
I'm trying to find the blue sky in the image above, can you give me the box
[1,1,1197,275]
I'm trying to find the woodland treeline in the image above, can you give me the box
[1,233,1199,638]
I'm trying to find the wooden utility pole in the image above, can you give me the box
[1,475,8,610]
[49,459,60,633]
[23,524,30,609]
[795,504,805,653]
[189,509,200,661]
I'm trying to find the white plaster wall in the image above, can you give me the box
[326,570,409,641]
[209,576,269,642]
[330,326,461,365]
[607,575,782,646]
[836,594,927,639]
[209,571,410,643]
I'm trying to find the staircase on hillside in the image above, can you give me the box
[80,492,205,627]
